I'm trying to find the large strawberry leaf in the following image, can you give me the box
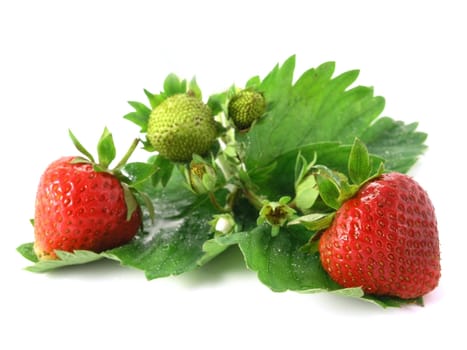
[237,224,423,307]
[17,245,103,272]
[240,56,426,175]
[238,225,338,292]
[105,170,218,279]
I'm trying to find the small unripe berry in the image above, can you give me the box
[228,90,266,130]
[147,94,218,162]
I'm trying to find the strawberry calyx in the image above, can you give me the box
[68,127,156,222]
[288,138,385,241]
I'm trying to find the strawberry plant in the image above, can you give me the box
[17,56,440,307]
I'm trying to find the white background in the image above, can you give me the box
[1,0,465,348]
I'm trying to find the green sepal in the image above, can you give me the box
[69,156,92,165]
[294,151,317,187]
[97,127,116,168]
[288,212,336,231]
[183,154,224,195]
[315,172,341,210]
[92,164,108,173]
[68,129,95,162]
[124,101,152,132]
[245,76,261,89]
[133,190,156,224]
[128,101,152,117]
[144,89,166,109]
[295,175,319,212]
[163,73,187,96]
[314,164,359,210]
[188,77,202,99]
[348,137,371,185]
[121,183,139,221]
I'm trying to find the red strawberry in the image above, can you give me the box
[318,172,440,299]
[33,156,142,259]
[32,128,153,260]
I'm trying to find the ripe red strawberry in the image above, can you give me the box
[32,128,153,260]
[318,172,440,299]
[33,156,142,259]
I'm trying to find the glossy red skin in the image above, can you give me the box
[319,172,440,299]
[34,156,141,259]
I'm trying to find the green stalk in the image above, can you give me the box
[114,138,140,170]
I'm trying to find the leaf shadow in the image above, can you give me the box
[43,258,145,281]
[178,246,254,288]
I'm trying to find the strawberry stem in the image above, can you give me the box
[114,138,140,170]
[208,192,229,213]
[243,188,264,211]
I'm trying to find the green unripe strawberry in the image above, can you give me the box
[228,90,266,130]
[147,94,218,162]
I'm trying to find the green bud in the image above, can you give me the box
[209,213,237,236]
[185,155,220,195]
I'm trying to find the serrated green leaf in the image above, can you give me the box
[238,224,423,307]
[97,127,116,168]
[197,231,247,266]
[105,170,219,279]
[245,76,261,89]
[21,247,103,273]
[149,155,174,187]
[362,294,424,308]
[238,225,340,292]
[361,118,427,172]
[240,56,425,177]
